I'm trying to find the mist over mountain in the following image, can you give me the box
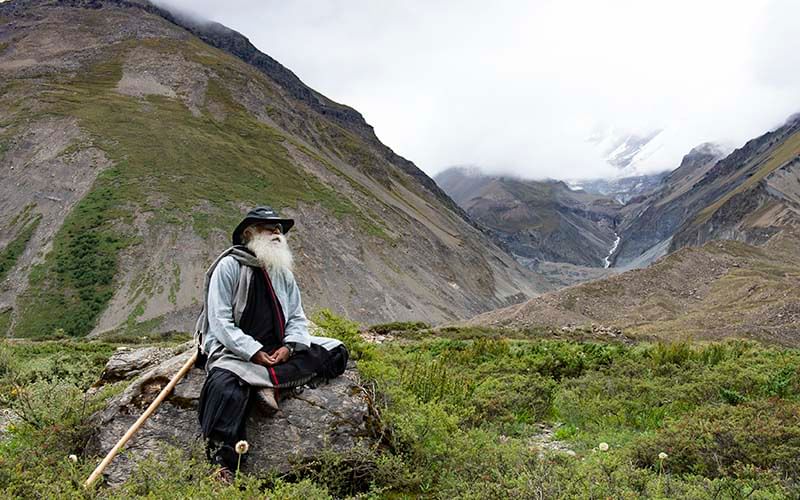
[133,0,800,181]
[568,173,669,205]
[437,114,800,286]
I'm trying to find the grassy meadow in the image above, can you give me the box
[0,313,799,498]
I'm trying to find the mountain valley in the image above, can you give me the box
[434,167,623,287]
[1,2,800,498]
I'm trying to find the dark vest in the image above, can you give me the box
[238,266,285,353]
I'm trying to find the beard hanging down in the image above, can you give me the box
[246,232,294,273]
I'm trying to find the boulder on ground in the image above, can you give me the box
[97,345,179,383]
[87,345,371,486]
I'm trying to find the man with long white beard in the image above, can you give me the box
[194,206,349,482]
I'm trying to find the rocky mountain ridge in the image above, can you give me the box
[434,167,622,269]
[439,112,800,275]
[613,115,800,268]
[0,0,547,340]
[458,117,800,344]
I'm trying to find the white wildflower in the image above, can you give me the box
[68,454,78,463]
[659,452,668,460]
[598,442,609,452]
[235,440,249,455]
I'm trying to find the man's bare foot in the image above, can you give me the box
[254,387,279,414]
[213,466,234,485]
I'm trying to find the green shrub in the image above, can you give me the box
[551,453,793,499]
[368,321,430,336]
[116,444,333,499]
[0,215,40,284]
[2,340,116,390]
[311,308,373,360]
[552,340,800,441]
[432,429,545,498]
[471,373,556,429]
[0,382,122,498]
[647,341,695,366]
[0,344,15,379]
[9,380,88,430]
[720,387,748,405]
[694,341,750,366]
[398,353,473,407]
[514,340,618,380]
[764,365,796,398]
[631,399,800,479]
[288,446,420,498]
[635,340,754,370]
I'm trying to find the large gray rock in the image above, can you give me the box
[87,346,371,486]
[97,345,179,383]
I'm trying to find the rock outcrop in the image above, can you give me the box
[614,119,800,268]
[87,345,371,486]
[434,167,622,268]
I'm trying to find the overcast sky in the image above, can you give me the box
[155,0,800,180]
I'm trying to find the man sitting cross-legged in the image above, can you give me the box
[195,206,349,482]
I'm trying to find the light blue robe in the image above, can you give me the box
[196,247,342,387]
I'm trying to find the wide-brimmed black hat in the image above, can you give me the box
[232,206,295,245]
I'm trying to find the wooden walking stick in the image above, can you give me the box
[84,350,198,489]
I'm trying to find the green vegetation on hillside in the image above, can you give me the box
[0,213,40,283]
[2,318,799,498]
[14,182,126,338]
[0,310,9,337]
[13,39,388,338]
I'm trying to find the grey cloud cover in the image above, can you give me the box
[154,0,800,180]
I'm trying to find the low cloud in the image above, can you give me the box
[154,0,800,180]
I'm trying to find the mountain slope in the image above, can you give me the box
[455,118,800,346]
[614,120,800,268]
[671,121,800,249]
[464,230,800,346]
[435,167,622,268]
[0,0,548,338]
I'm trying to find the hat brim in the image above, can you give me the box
[232,217,295,246]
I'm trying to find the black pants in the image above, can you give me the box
[197,344,348,470]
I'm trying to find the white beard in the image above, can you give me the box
[246,232,294,274]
